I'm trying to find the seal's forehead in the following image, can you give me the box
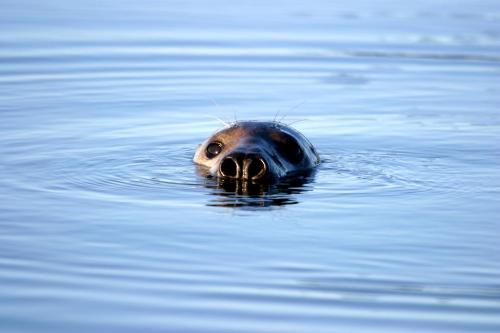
[211,124,247,140]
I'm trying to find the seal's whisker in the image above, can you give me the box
[208,97,223,111]
[207,98,238,127]
[272,100,307,126]
[279,114,288,124]
[288,100,307,114]
[208,98,231,126]
[209,116,230,127]
[286,119,308,126]
[273,110,282,123]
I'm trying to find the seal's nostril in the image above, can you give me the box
[244,158,267,180]
[220,157,239,178]
[220,154,267,180]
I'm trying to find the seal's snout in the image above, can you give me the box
[219,152,268,180]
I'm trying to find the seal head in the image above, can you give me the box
[194,121,320,181]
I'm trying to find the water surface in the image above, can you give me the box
[1,1,500,332]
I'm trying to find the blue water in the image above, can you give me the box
[1,1,500,332]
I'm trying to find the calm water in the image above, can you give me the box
[1,0,500,332]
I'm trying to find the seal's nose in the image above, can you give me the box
[219,153,268,180]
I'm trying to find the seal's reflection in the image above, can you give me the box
[197,165,317,208]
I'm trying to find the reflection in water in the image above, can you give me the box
[197,165,317,208]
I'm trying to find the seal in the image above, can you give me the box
[194,121,320,181]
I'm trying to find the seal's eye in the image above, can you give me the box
[206,141,224,159]
[275,135,303,163]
